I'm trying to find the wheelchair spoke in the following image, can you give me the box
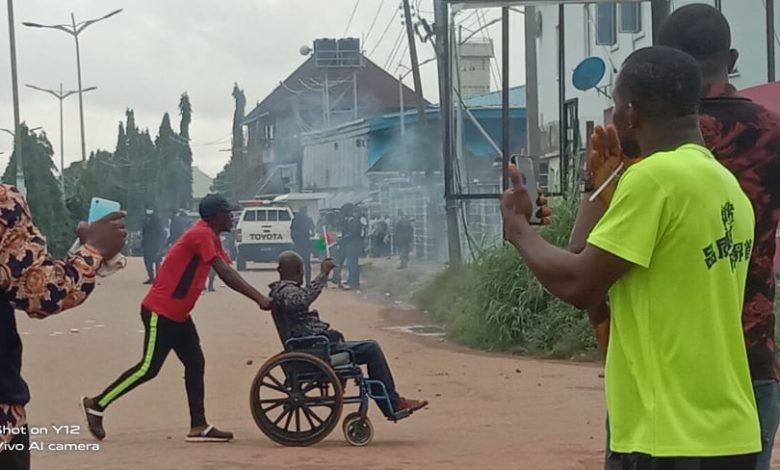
[273,407,292,427]
[283,407,294,431]
[261,381,289,394]
[260,399,287,413]
[301,405,318,429]
[266,371,285,388]
[301,404,325,426]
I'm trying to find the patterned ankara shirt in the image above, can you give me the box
[0,185,103,448]
[700,83,780,380]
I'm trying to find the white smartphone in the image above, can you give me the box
[511,155,541,225]
[68,197,122,255]
[88,197,121,223]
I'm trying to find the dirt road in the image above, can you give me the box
[14,260,775,469]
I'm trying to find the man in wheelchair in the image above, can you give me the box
[269,251,428,419]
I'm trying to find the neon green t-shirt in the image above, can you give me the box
[588,143,760,457]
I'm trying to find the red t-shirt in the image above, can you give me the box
[143,220,229,322]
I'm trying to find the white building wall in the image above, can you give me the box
[534,1,777,151]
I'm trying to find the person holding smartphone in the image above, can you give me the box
[0,185,126,470]
[502,46,760,469]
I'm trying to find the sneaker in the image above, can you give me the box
[186,425,233,443]
[80,397,106,441]
[394,397,428,414]
[142,279,153,285]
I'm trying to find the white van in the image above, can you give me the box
[235,205,294,270]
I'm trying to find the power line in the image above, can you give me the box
[384,25,406,70]
[364,0,386,45]
[476,10,502,90]
[368,1,402,57]
[343,0,360,37]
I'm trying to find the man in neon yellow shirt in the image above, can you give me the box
[501,46,760,469]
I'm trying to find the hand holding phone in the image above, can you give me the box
[510,155,542,225]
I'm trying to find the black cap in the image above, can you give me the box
[199,194,238,218]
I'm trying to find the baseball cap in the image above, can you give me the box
[199,194,238,218]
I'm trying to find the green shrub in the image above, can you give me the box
[415,198,598,358]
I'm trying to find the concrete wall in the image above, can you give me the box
[534,1,778,150]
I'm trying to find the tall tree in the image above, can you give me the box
[3,124,74,256]
[177,92,193,208]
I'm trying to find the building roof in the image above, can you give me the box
[192,166,213,199]
[243,54,431,125]
[458,85,526,108]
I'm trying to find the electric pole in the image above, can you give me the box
[434,0,462,264]
[402,0,428,126]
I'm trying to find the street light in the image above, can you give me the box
[6,0,24,195]
[23,9,122,162]
[26,83,96,199]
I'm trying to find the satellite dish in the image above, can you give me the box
[572,57,607,92]
[300,45,312,56]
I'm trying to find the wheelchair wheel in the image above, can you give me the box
[250,352,344,446]
[342,412,374,447]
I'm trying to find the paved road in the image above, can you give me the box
[13,259,775,469]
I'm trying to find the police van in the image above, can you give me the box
[235,203,294,270]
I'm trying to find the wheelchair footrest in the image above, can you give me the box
[387,409,411,422]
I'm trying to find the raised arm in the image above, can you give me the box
[0,186,126,318]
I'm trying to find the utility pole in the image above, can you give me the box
[434,0,461,264]
[501,7,510,192]
[524,5,541,157]
[768,0,776,82]
[7,0,25,196]
[557,5,567,193]
[402,0,428,127]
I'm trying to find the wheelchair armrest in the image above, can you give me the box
[284,335,332,355]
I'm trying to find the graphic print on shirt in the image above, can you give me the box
[702,202,753,270]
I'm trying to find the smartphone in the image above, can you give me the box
[510,155,541,225]
[68,198,122,255]
[88,197,121,223]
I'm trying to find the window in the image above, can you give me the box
[266,210,278,222]
[256,210,267,222]
[263,124,274,140]
[620,3,642,34]
[538,161,550,193]
[596,3,617,46]
[243,210,256,222]
[278,210,291,221]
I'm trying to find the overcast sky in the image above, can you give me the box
[0,0,527,177]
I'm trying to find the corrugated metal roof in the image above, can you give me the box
[459,85,526,108]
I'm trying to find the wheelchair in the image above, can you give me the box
[250,319,411,447]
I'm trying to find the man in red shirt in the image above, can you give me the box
[81,194,272,443]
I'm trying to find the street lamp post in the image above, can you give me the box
[6,0,24,195]
[23,9,122,162]
[26,83,96,199]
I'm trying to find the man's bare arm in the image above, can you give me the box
[212,258,271,309]
[506,220,632,311]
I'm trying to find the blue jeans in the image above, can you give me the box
[344,238,361,289]
[754,379,780,470]
[605,380,779,470]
